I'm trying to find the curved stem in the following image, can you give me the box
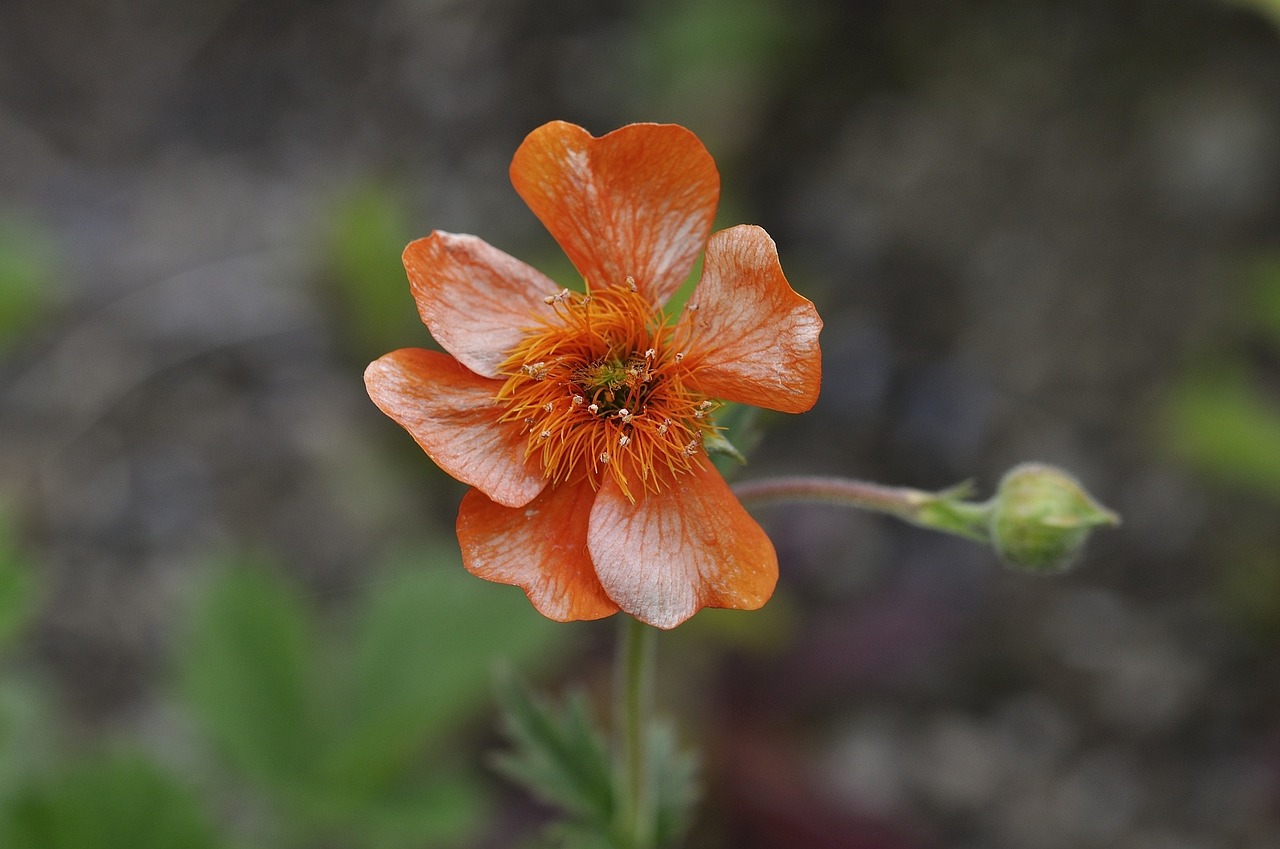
[732,475,992,542]
[615,616,657,848]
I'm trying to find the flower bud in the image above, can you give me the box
[988,463,1119,574]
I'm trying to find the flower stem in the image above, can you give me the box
[615,616,657,849]
[732,475,992,542]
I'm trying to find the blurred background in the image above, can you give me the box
[2,0,1280,846]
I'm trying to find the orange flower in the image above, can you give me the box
[365,121,822,629]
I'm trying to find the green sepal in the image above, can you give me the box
[702,429,746,465]
[909,481,991,542]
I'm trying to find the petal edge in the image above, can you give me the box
[588,459,777,629]
[364,348,546,507]
[682,225,822,413]
[458,483,619,622]
[405,232,559,379]
[510,121,720,306]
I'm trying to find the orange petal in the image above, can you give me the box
[682,225,823,413]
[509,121,720,307]
[364,348,546,507]
[404,232,559,379]
[588,459,777,629]
[457,483,620,622]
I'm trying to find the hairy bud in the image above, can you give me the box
[988,463,1119,574]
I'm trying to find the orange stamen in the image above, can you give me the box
[495,282,718,501]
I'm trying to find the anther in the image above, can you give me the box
[542,288,572,305]
[687,302,699,311]
[572,395,585,406]
[674,352,685,362]
[599,451,611,464]
[520,362,548,380]
[588,403,599,414]
[657,419,670,436]
[684,439,700,456]
[618,434,631,447]
[644,348,656,359]
[543,402,554,412]
[539,430,551,439]
[617,408,633,424]
[625,275,637,292]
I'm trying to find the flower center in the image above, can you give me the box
[495,282,717,501]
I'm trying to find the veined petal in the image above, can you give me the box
[404,232,559,379]
[588,459,777,630]
[457,483,619,622]
[682,225,822,414]
[510,121,719,306]
[364,348,546,507]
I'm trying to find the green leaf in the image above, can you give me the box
[1247,255,1280,343]
[538,823,617,849]
[0,678,53,806]
[0,512,38,653]
[1225,0,1280,31]
[491,675,614,830]
[702,429,746,465]
[358,774,487,849]
[326,183,420,359]
[0,214,57,351]
[284,769,487,849]
[0,752,223,849]
[1217,546,1280,641]
[709,403,763,479]
[1166,365,1280,500]
[648,721,700,848]
[180,556,319,788]
[320,552,571,794]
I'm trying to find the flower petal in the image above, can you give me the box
[364,348,546,507]
[509,121,720,306]
[682,225,823,413]
[404,232,559,379]
[457,483,619,622]
[588,459,777,629]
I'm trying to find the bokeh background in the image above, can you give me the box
[2,0,1280,846]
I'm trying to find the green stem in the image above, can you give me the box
[615,616,657,849]
[732,475,992,542]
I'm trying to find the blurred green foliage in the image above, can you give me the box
[1166,364,1280,500]
[494,676,698,849]
[1166,258,1280,500]
[0,514,51,831]
[635,0,809,137]
[1226,0,1280,29]
[0,214,57,352]
[0,515,37,655]
[326,183,424,360]
[181,548,575,848]
[1252,255,1280,339]
[0,753,224,849]
[1164,257,1280,641]
[1218,544,1280,640]
[0,528,580,848]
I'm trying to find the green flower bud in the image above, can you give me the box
[988,463,1119,574]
